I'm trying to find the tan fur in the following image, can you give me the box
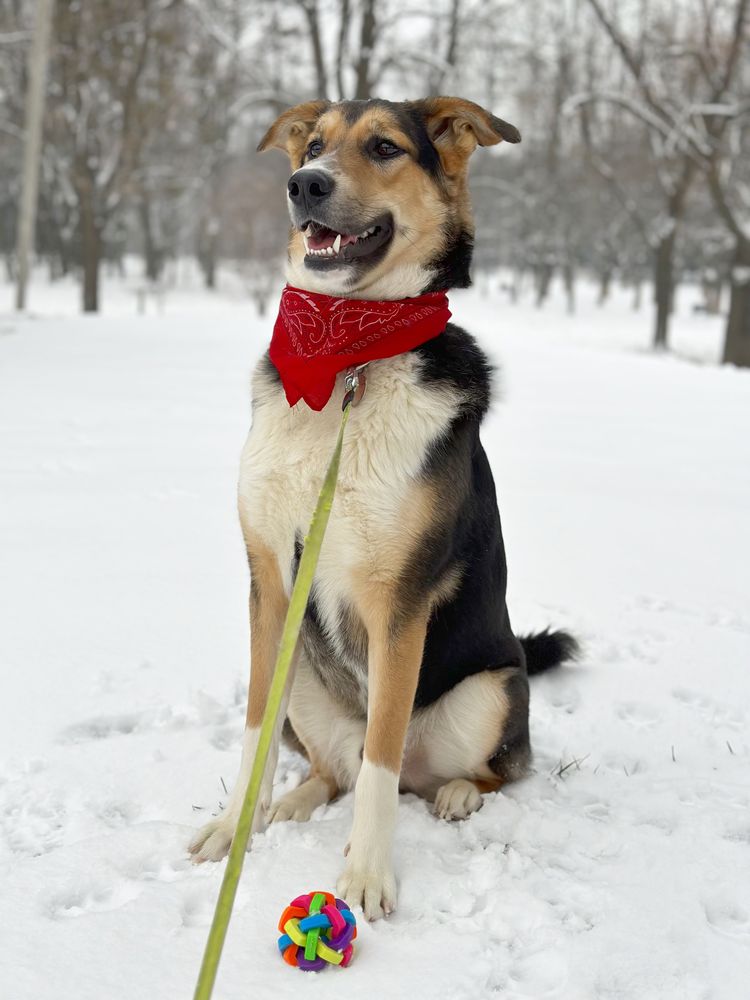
[256,99,329,160]
[417,97,518,232]
[345,478,437,772]
[473,776,505,794]
[241,526,288,727]
[363,610,428,772]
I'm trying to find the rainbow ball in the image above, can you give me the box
[277,891,357,971]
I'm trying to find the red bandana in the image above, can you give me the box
[269,284,451,411]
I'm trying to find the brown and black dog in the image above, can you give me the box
[189,97,577,920]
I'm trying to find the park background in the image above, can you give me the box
[1,3,749,999]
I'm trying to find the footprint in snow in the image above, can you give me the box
[209,724,241,751]
[181,891,215,928]
[542,682,582,715]
[58,712,146,742]
[582,801,610,822]
[672,688,745,729]
[46,880,141,919]
[704,898,750,940]
[122,852,192,883]
[615,701,661,727]
[57,705,193,743]
[95,799,142,829]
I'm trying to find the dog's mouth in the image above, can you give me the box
[300,214,393,268]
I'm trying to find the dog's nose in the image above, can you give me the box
[287,169,335,211]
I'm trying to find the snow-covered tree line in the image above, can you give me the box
[1,0,748,363]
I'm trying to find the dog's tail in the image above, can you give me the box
[520,629,579,676]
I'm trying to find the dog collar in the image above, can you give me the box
[269,284,451,411]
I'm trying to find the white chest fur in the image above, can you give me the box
[238,354,459,666]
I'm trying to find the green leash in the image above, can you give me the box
[193,381,359,1000]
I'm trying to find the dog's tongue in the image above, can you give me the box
[307,227,358,251]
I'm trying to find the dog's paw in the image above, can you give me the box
[268,784,325,824]
[433,778,483,821]
[188,817,235,862]
[337,864,397,921]
[188,806,266,863]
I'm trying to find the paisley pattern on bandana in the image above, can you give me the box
[270,285,451,411]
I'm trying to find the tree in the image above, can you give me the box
[578,0,749,358]
[14,0,53,310]
[47,0,182,310]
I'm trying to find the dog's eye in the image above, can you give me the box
[375,141,400,158]
[307,141,323,159]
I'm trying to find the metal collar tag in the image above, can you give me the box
[342,364,368,410]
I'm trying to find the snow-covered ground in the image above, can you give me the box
[1,268,749,1000]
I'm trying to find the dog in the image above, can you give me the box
[188,97,577,920]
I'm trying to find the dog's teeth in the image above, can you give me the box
[303,234,310,253]
[333,234,341,254]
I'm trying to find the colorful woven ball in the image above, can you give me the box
[277,891,357,971]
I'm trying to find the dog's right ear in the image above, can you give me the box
[257,101,330,161]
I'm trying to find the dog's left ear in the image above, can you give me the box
[257,100,330,160]
[414,97,520,173]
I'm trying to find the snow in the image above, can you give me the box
[1,268,749,1000]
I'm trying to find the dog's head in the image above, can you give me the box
[258,97,520,299]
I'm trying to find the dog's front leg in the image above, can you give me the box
[189,532,289,861]
[337,599,427,920]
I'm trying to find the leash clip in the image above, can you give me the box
[342,363,368,411]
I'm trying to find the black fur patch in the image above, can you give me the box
[410,415,525,709]
[520,629,580,675]
[400,326,524,710]
[412,323,493,420]
[423,227,475,291]
[486,668,531,781]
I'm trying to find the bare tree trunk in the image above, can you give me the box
[563,262,576,314]
[427,0,461,93]
[15,0,54,311]
[198,216,219,290]
[652,229,675,350]
[79,193,101,313]
[700,273,722,314]
[652,173,693,350]
[334,0,350,99]
[139,195,163,282]
[353,0,376,100]
[597,269,612,306]
[199,244,217,289]
[299,0,329,98]
[534,264,553,307]
[510,267,524,304]
[723,238,750,367]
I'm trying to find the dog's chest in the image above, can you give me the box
[239,356,459,673]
